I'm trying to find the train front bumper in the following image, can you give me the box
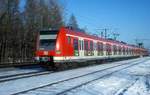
[35,57,52,62]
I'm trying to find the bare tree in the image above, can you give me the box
[0,0,66,63]
[0,0,22,62]
[68,14,79,29]
[48,0,64,29]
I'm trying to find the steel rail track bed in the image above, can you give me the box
[12,58,149,95]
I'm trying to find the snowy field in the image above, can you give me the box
[66,58,150,95]
[0,57,150,95]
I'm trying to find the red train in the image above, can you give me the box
[35,27,148,69]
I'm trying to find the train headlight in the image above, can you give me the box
[56,50,61,54]
[44,51,48,55]
[35,57,39,61]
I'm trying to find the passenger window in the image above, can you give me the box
[67,36,71,44]
[73,39,78,50]
[118,46,122,55]
[84,40,89,56]
[90,41,93,51]
[113,45,117,55]
[106,44,112,55]
[82,40,84,50]
[98,42,103,56]
[79,40,82,50]
[84,41,88,50]
[94,42,97,50]
[73,39,79,56]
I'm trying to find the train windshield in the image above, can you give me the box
[40,39,56,50]
[39,30,58,50]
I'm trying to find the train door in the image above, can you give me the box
[79,38,84,56]
[93,41,97,56]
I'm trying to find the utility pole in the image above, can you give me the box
[100,31,104,38]
[96,28,109,39]
[104,28,107,39]
[112,32,120,40]
[134,38,150,48]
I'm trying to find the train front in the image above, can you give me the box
[35,29,59,67]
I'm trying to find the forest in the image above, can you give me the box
[0,0,78,63]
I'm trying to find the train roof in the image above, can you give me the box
[40,30,59,35]
[63,27,146,50]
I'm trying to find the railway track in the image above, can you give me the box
[0,70,53,83]
[0,59,133,84]
[12,58,149,95]
[0,62,36,68]
[0,57,140,83]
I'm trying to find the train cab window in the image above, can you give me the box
[39,30,58,50]
[67,36,71,44]
[40,39,56,50]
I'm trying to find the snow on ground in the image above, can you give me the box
[122,60,150,76]
[0,58,144,95]
[123,77,150,95]
[0,66,45,77]
[67,57,150,95]
[67,74,136,95]
[0,57,149,95]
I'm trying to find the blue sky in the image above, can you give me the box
[20,0,150,49]
[63,0,150,49]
